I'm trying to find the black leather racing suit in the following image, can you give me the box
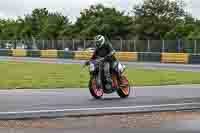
[90,41,118,84]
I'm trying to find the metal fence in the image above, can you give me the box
[0,39,200,53]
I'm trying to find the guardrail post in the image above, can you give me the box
[162,40,165,52]
[120,39,123,51]
[147,40,150,52]
[52,40,54,49]
[42,40,45,50]
[127,40,130,52]
[178,39,181,53]
[84,40,86,49]
[72,40,75,50]
[194,40,197,54]
[134,40,136,52]
[0,40,1,48]
[62,39,65,50]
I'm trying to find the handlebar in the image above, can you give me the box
[83,57,104,67]
[84,51,115,67]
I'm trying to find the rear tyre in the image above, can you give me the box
[117,76,130,98]
[89,78,103,99]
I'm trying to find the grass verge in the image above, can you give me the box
[0,61,200,89]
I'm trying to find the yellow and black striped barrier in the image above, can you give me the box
[1,49,200,64]
[114,52,138,61]
[74,51,93,60]
[161,53,189,64]
[73,51,138,61]
[40,50,58,58]
[12,49,27,57]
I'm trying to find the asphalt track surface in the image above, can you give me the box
[0,85,200,119]
[0,56,200,122]
[0,128,199,133]
[1,128,200,133]
[1,56,200,71]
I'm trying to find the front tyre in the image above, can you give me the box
[117,76,130,98]
[89,78,103,99]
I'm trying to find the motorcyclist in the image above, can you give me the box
[86,35,119,88]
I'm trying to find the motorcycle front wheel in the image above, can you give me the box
[89,78,104,99]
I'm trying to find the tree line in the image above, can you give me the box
[0,0,200,40]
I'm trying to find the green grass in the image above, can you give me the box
[0,61,200,89]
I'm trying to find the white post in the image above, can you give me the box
[128,40,130,51]
[178,39,181,52]
[134,40,136,52]
[147,40,150,52]
[43,40,45,49]
[72,40,75,50]
[62,39,65,50]
[83,40,86,49]
[120,39,123,51]
[194,40,197,54]
[52,40,54,49]
[162,40,165,53]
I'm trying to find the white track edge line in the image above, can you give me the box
[0,102,200,115]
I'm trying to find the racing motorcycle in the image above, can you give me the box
[84,56,131,99]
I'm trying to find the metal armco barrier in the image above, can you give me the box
[27,50,41,57]
[189,54,200,64]
[115,52,138,61]
[138,52,161,62]
[0,49,12,56]
[161,53,189,64]
[73,51,138,61]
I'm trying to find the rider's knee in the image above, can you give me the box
[113,62,125,74]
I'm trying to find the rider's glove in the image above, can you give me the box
[85,61,90,66]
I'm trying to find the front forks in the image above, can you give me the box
[95,63,103,89]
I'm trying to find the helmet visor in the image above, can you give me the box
[95,40,101,48]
